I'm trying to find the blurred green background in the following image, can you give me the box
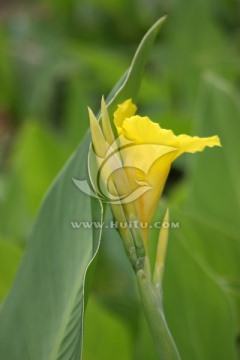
[0,0,240,359]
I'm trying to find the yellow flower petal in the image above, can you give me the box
[120,114,221,157]
[176,134,221,154]
[114,99,137,135]
[122,115,163,143]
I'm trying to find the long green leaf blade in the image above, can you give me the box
[0,17,166,360]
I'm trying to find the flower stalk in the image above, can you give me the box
[137,268,180,360]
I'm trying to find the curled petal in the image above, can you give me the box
[114,99,137,135]
[119,115,221,158]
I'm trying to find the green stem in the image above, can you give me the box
[136,269,180,360]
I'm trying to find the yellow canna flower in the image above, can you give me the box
[88,98,221,259]
[113,99,221,246]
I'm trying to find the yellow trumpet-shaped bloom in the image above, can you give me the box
[89,98,221,251]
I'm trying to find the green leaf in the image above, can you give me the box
[0,121,70,243]
[188,72,240,234]
[163,73,240,359]
[82,296,132,360]
[164,230,237,360]
[0,240,23,302]
[106,16,167,114]
[0,17,166,359]
[184,72,240,293]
